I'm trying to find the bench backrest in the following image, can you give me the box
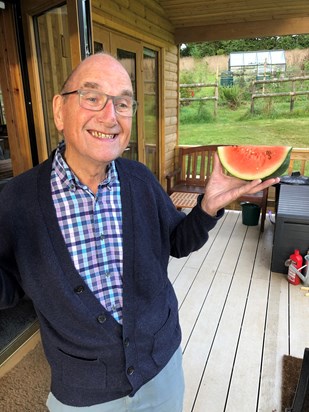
[177,145,221,186]
[288,148,309,176]
[172,146,309,194]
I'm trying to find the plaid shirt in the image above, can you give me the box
[51,143,123,323]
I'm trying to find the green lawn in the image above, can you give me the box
[179,102,308,148]
[179,105,308,148]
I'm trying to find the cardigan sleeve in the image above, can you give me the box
[169,194,224,258]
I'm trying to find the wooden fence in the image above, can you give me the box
[180,82,218,117]
[250,76,309,113]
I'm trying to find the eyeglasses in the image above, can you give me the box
[61,89,138,117]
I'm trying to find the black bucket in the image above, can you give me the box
[241,202,261,226]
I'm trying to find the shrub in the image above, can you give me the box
[216,49,225,56]
[219,85,244,109]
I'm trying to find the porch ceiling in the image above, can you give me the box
[157,0,309,43]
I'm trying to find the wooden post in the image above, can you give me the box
[262,58,267,94]
[251,76,309,114]
[179,83,218,118]
[290,80,296,112]
[250,80,256,113]
[214,67,219,118]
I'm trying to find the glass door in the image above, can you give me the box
[93,27,140,162]
[111,36,160,175]
[33,4,72,153]
[93,26,160,175]
[143,47,159,177]
[116,48,139,162]
[110,34,141,163]
[93,23,110,52]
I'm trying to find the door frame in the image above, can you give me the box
[0,2,33,176]
[21,0,81,163]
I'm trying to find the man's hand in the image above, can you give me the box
[201,153,280,216]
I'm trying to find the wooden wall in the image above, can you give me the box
[164,48,179,176]
[0,4,32,175]
[92,0,179,183]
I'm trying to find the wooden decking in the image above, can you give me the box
[168,209,309,412]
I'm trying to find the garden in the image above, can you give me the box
[179,50,309,151]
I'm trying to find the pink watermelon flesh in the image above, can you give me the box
[217,145,292,180]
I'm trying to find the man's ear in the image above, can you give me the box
[53,94,64,132]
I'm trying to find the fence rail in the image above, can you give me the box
[180,82,218,117]
[250,76,309,113]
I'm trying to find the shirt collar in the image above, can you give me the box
[52,141,117,192]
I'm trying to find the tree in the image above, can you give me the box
[180,35,309,58]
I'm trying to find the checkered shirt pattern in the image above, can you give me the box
[51,143,123,323]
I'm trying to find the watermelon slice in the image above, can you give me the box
[217,145,292,180]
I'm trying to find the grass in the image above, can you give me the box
[179,64,309,149]
[179,102,309,148]
[178,58,309,181]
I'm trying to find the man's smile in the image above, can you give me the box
[89,130,116,139]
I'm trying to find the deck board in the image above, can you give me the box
[226,224,273,411]
[258,273,289,411]
[289,284,309,356]
[168,209,309,412]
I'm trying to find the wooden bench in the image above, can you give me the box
[166,145,218,196]
[166,145,269,231]
[288,148,309,175]
[166,146,309,232]
[169,192,199,209]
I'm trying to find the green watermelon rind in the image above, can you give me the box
[217,145,292,181]
[263,151,291,180]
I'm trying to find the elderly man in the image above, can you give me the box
[0,52,278,411]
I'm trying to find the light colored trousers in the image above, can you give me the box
[47,346,184,412]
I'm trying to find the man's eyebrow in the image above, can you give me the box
[81,83,133,97]
[82,82,100,89]
[120,89,133,97]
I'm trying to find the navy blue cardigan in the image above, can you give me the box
[0,154,223,406]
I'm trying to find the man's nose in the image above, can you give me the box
[97,98,117,122]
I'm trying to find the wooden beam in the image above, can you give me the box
[175,17,309,43]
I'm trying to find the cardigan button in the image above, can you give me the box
[127,366,135,376]
[74,285,85,294]
[97,314,107,324]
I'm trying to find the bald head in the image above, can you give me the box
[61,53,132,95]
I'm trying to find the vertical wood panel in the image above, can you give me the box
[0,5,32,175]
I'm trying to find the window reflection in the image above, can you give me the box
[117,49,138,162]
[143,48,159,177]
[34,4,72,153]
[0,89,12,190]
